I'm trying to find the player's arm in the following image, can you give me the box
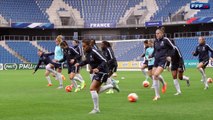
[107,48,115,64]
[45,52,54,56]
[192,46,199,56]
[71,47,80,60]
[33,60,42,74]
[206,44,213,58]
[93,51,107,71]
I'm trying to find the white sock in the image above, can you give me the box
[159,75,165,86]
[56,73,63,86]
[71,79,78,89]
[199,68,208,86]
[99,84,113,94]
[174,79,181,93]
[142,69,149,80]
[46,65,57,75]
[90,74,94,81]
[106,78,112,85]
[90,90,99,110]
[153,77,160,97]
[45,76,52,84]
[74,76,83,83]
[182,76,189,81]
[76,74,84,82]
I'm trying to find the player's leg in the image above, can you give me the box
[178,68,190,87]
[172,70,181,95]
[197,62,208,89]
[89,80,102,114]
[141,63,149,81]
[74,67,86,89]
[45,70,52,86]
[69,72,80,92]
[152,67,164,100]
[148,66,154,88]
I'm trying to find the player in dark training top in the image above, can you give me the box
[75,40,119,114]
[33,49,63,87]
[72,40,86,90]
[193,36,213,90]
[169,39,190,95]
[59,41,85,92]
[152,27,175,101]
[101,41,119,94]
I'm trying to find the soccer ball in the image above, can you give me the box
[112,73,117,77]
[207,78,213,83]
[143,81,150,88]
[128,93,138,102]
[65,85,72,92]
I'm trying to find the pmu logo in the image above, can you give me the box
[190,2,210,9]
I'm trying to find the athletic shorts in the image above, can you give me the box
[109,64,118,73]
[171,63,185,72]
[148,65,153,70]
[200,59,209,69]
[92,72,109,83]
[68,66,79,74]
[142,60,148,66]
[51,62,62,69]
[153,57,168,69]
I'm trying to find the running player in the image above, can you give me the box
[192,36,213,90]
[75,40,119,114]
[53,35,65,89]
[33,49,63,87]
[59,41,83,92]
[89,39,99,80]
[141,40,149,81]
[72,40,86,89]
[100,41,118,94]
[152,27,175,101]
[145,39,155,87]
[169,39,190,95]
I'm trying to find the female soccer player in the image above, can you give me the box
[152,27,175,101]
[192,36,213,90]
[141,40,149,81]
[53,35,65,89]
[72,40,86,89]
[59,41,83,92]
[145,39,155,87]
[75,40,119,114]
[169,39,190,95]
[33,49,63,87]
[100,41,118,94]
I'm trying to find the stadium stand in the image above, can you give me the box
[195,0,213,18]
[175,36,213,60]
[0,0,211,24]
[6,41,38,63]
[0,45,22,63]
[0,0,49,23]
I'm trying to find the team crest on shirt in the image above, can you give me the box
[202,47,205,51]
[160,41,164,46]
[90,55,94,61]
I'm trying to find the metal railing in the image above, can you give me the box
[174,31,213,38]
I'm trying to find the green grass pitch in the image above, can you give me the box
[0,68,213,120]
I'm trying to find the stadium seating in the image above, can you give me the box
[0,45,22,63]
[153,0,191,21]
[0,0,49,23]
[37,41,56,52]
[113,41,144,61]
[174,37,213,60]
[0,0,211,24]
[6,41,39,63]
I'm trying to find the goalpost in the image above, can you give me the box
[86,39,146,71]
